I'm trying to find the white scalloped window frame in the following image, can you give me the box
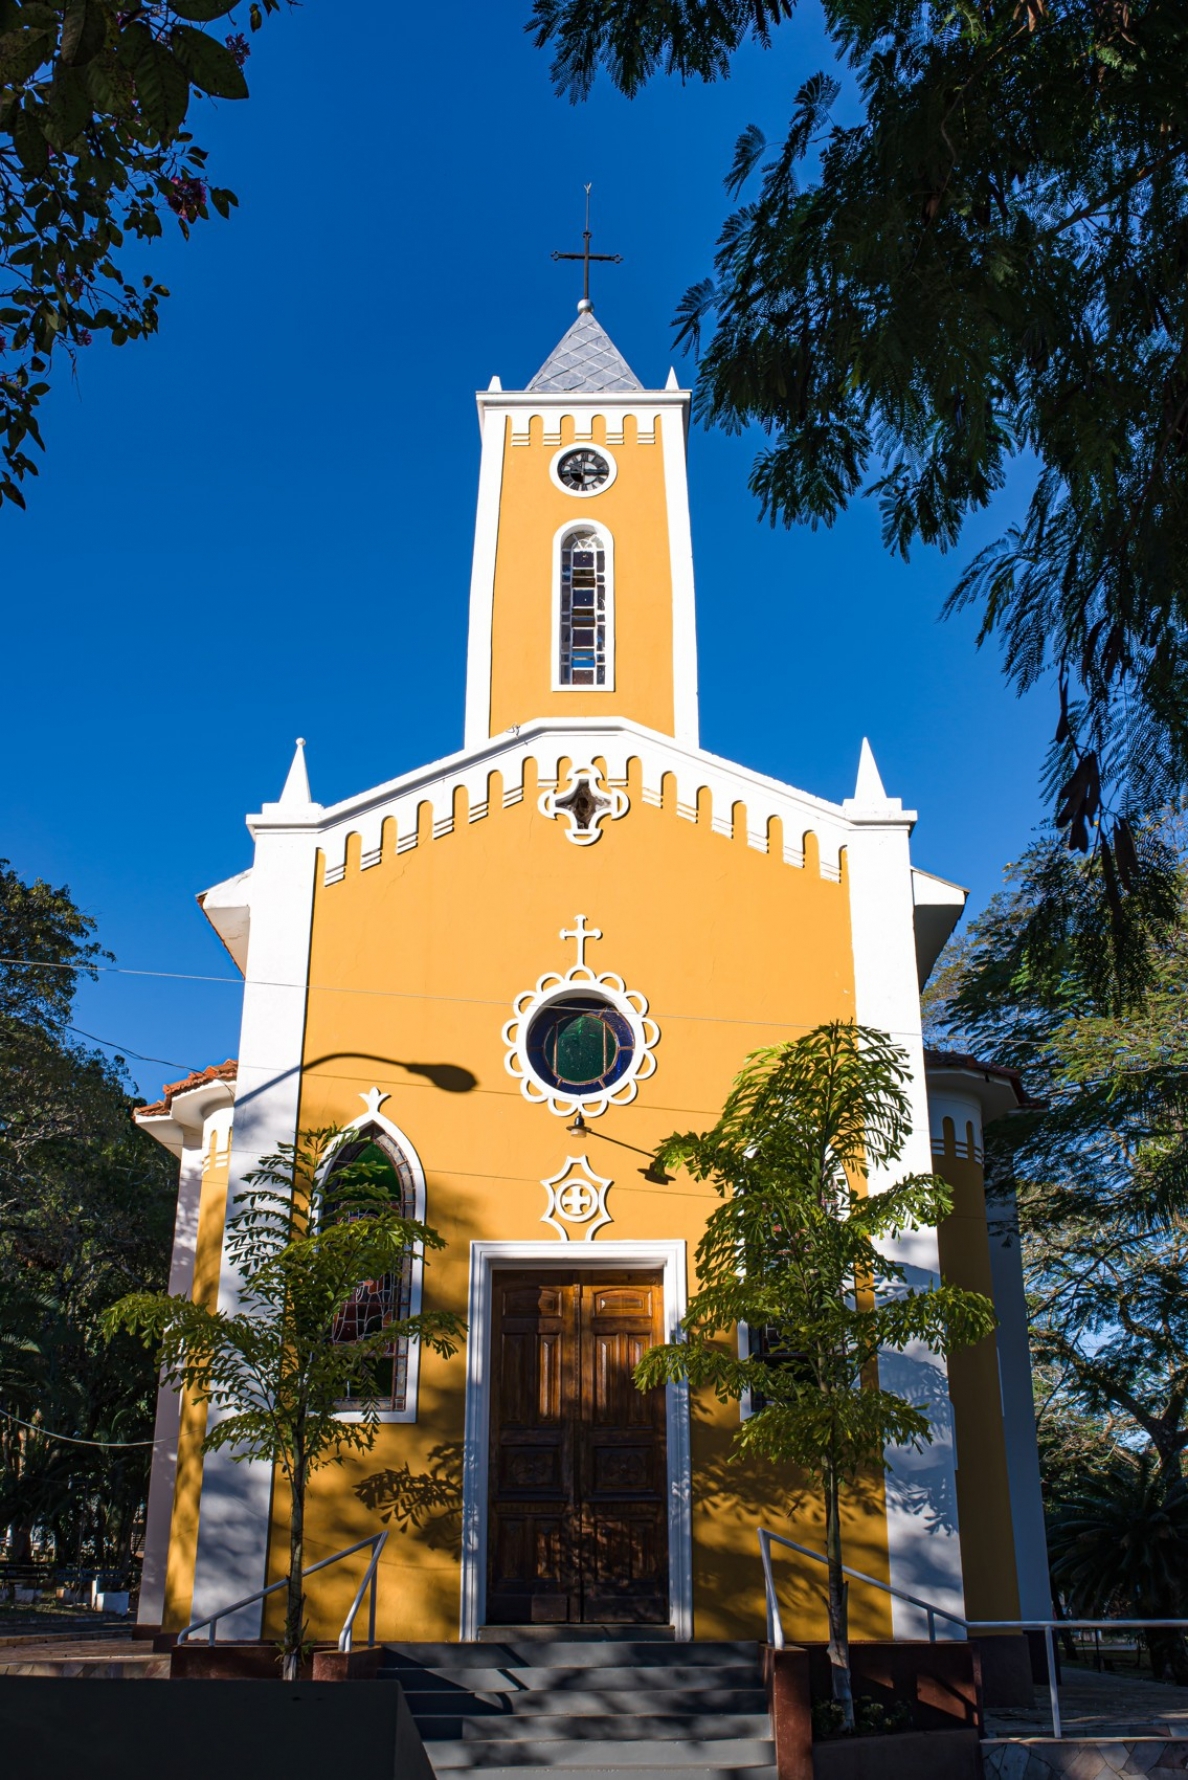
[502,965,660,1118]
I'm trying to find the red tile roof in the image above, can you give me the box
[135,1059,238,1120]
[923,1048,1035,1107]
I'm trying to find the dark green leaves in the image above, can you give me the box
[170,22,248,98]
[0,2,280,507]
[529,0,795,100]
[534,0,1188,894]
[170,0,239,17]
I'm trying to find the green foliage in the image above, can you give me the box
[0,0,284,506]
[529,0,1188,941]
[1047,1451,1188,1678]
[106,1128,465,1671]
[635,1022,995,1724]
[0,857,178,1575]
[929,837,1188,1630]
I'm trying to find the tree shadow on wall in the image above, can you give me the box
[354,1443,464,1551]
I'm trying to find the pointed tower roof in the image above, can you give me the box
[527,311,643,394]
[278,738,316,809]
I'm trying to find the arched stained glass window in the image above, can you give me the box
[558,529,609,687]
[328,1130,417,1415]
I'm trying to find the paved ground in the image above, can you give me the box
[987,1668,1188,1739]
[0,1630,167,1678]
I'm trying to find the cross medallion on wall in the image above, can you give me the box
[540,1156,613,1241]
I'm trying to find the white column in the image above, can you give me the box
[986,1185,1050,1618]
[188,787,322,1638]
[463,397,508,748]
[136,1139,204,1627]
[844,745,967,1637]
[660,398,699,748]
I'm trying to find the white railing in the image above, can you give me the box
[758,1525,1188,1738]
[758,1527,967,1648]
[177,1529,388,1653]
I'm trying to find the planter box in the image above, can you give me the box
[0,1677,434,1780]
[972,1633,1035,1707]
[764,1641,984,1780]
[169,1640,384,1682]
[814,1727,982,1780]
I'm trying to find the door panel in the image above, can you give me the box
[486,1270,669,1626]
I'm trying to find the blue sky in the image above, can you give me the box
[2,2,1049,1099]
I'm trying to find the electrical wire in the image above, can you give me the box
[0,954,933,1042]
[0,1405,163,1448]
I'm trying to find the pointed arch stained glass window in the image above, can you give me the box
[559,530,607,686]
[328,1132,416,1414]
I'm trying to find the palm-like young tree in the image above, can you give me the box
[636,1022,996,1729]
[1048,1450,1188,1681]
[107,1128,465,1679]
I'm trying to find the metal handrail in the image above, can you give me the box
[758,1527,968,1648]
[177,1529,388,1649]
[759,1526,1188,1739]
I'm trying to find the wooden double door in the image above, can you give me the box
[486,1270,669,1626]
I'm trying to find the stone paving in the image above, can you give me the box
[983,1669,1188,1780]
[0,1634,167,1679]
[986,1669,1188,1740]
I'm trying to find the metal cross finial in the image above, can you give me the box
[561,913,602,970]
[552,184,622,314]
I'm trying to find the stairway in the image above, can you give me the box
[381,1631,776,1778]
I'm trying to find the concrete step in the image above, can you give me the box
[386,1642,760,1670]
[385,1665,763,1695]
[476,1627,676,1644]
[424,1771,777,1780]
[423,1770,777,1780]
[401,1688,769,1717]
[429,1713,772,1742]
[424,1737,777,1769]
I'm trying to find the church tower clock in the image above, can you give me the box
[463,304,699,749]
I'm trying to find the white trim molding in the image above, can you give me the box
[463,401,509,749]
[330,1089,428,1425]
[551,520,616,694]
[459,1240,692,1641]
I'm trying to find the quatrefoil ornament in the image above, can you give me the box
[538,765,628,846]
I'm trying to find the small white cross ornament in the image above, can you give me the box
[559,1180,596,1218]
[560,913,602,971]
[540,1156,613,1241]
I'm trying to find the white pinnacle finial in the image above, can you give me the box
[665,367,679,390]
[278,737,313,808]
[853,737,887,804]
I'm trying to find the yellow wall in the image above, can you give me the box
[488,415,677,737]
[257,754,899,1644]
[161,1131,231,1632]
[934,1121,1022,1624]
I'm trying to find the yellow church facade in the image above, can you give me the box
[133,306,1048,1648]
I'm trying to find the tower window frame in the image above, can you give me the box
[552,521,615,693]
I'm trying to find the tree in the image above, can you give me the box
[529,0,1188,943]
[0,857,178,1573]
[634,1021,996,1729]
[0,0,287,507]
[1047,1451,1188,1681]
[927,833,1188,1665]
[106,1128,465,1680]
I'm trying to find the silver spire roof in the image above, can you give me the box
[526,311,644,393]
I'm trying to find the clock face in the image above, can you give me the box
[557,448,611,493]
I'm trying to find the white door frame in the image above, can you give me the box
[459,1239,692,1641]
